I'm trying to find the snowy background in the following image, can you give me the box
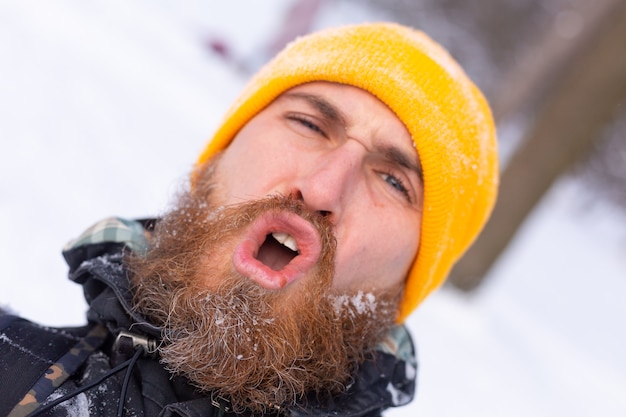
[1,1,625,416]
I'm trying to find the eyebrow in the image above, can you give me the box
[380,145,423,183]
[282,92,348,127]
[282,91,423,182]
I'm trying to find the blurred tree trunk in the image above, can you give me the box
[449,0,626,290]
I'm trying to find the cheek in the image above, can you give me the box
[218,141,284,201]
[332,211,420,292]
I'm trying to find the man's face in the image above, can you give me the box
[215,81,423,298]
[129,82,423,412]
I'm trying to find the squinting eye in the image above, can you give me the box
[286,115,327,137]
[299,118,322,133]
[380,172,411,202]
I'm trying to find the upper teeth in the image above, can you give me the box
[272,232,299,252]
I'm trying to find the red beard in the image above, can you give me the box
[128,162,398,414]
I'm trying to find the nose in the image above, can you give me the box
[291,142,363,221]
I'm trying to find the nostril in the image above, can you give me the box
[290,189,304,201]
[290,188,332,218]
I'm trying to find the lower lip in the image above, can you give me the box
[232,211,322,289]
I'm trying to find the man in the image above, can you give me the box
[0,22,498,416]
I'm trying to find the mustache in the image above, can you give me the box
[208,194,335,243]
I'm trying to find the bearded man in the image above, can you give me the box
[0,22,498,417]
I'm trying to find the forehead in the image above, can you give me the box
[276,82,401,123]
[271,81,416,152]
[269,82,420,174]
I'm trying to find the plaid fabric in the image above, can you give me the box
[63,217,149,254]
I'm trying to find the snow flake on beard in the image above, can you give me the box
[330,291,379,317]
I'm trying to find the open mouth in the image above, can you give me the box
[257,232,299,271]
[232,211,322,290]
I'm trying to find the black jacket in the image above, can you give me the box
[0,217,417,416]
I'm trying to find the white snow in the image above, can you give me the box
[47,390,90,417]
[1,1,624,416]
[331,291,379,316]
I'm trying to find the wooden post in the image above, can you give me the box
[448,0,626,291]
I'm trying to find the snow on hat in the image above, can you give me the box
[196,22,499,323]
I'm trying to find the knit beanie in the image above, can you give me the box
[196,22,499,323]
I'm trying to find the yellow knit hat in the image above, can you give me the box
[197,22,499,323]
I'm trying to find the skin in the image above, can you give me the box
[214,81,423,298]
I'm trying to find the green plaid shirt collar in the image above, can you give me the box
[63,217,149,255]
